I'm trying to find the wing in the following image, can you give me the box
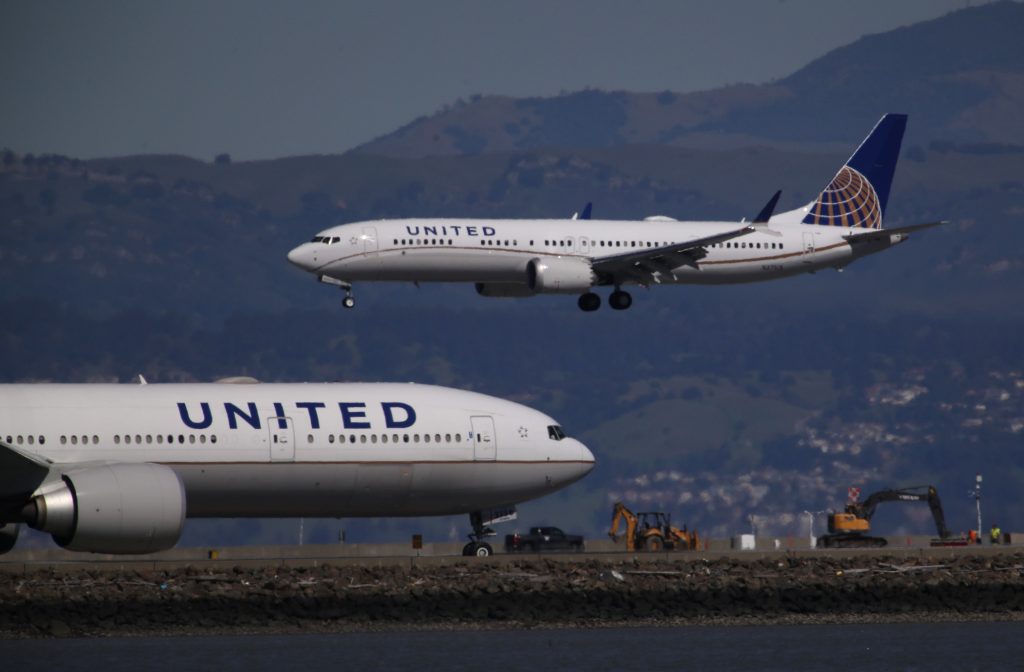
[844,220,948,242]
[0,440,53,500]
[591,224,754,284]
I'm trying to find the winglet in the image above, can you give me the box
[753,191,781,224]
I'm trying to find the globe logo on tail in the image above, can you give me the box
[802,166,882,229]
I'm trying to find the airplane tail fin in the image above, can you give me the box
[802,113,907,230]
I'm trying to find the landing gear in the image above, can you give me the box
[318,275,355,309]
[461,511,496,557]
[577,292,601,312]
[609,289,632,310]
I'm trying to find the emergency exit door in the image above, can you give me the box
[268,417,295,462]
[471,416,496,461]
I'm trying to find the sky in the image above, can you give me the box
[0,0,989,160]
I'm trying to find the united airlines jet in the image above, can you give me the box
[288,114,944,311]
[0,380,594,557]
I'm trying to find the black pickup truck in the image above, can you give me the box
[505,527,585,553]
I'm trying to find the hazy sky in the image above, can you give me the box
[1,0,987,160]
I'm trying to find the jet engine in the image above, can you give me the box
[21,463,186,554]
[475,282,536,298]
[526,257,595,294]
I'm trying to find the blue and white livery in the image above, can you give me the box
[288,114,945,311]
[0,381,594,556]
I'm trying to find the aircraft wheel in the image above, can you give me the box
[342,295,356,309]
[474,542,493,557]
[577,292,601,312]
[0,523,20,554]
[609,290,632,310]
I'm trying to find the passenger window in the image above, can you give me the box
[189,435,196,444]
[200,435,206,444]
[211,435,217,444]
[371,434,378,444]
[455,433,462,442]
[329,434,335,444]
[72,436,78,445]
[360,435,367,444]
[308,434,314,443]
[115,435,122,445]
[403,434,410,443]
[157,435,163,444]
[423,434,430,443]
[435,434,441,443]
[382,434,389,443]
[179,435,184,443]
[27,435,34,445]
[393,434,399,443]
[414,434,420,443]
[39,436,44,445]
[60,435,66,445]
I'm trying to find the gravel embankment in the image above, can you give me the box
[3,553,1024,638]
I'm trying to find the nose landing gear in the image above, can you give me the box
[318,275,356,309]
[461,511,496,556]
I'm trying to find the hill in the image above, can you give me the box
[354,2,1024,158]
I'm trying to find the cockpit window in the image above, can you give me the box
[310,236,324,243]
[547,425,566,441]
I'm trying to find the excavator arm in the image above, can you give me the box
[848,485,951,539]
[609,502,639,551]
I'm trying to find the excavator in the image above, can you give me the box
[818,485,960,549]
[608,502,700,551]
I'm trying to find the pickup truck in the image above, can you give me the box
[505,526,585,553]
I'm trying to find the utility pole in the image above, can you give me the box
[973,473,983,540]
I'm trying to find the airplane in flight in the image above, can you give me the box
[287,114,944,311]
[0,379,594,557]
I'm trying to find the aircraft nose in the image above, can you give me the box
[287,244,307,269]
[575,439,596,475]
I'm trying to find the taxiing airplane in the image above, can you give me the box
[288,114,945,311]
[0,380,594,556]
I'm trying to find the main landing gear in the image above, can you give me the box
[462,511,496,556]
[318,275,356,309]
[577,288,633,312]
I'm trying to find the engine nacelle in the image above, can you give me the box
[527,257,595,294]
[475,282,536,298]
[24,463,185,554]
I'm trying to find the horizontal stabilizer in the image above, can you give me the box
[844,220,948,241]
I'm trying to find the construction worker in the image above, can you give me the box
[991,523,1002,544]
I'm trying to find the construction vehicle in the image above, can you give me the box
[818,485,961,548]
[608,501,700,551]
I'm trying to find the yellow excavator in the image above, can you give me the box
[608,501,700,551]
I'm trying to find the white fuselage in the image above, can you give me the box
[288,214,906,288]
[0,383,594,518]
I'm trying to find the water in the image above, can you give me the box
[3,622,1023,671]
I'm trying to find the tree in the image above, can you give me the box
[214,153,232,165]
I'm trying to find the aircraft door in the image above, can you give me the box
[362,227,378,255]
[470,416,496,461]
[268,417,295,462]
[578,236,590,255]
[801,232,816,263]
